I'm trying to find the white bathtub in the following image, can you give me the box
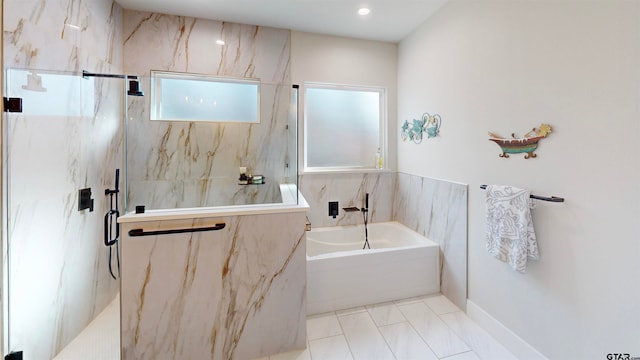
[306,221,440,315]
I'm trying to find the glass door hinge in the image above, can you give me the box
[3,97,23,112]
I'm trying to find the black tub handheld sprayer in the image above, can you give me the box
[362,193,370,249]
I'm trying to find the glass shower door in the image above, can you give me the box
[3,68,123,360]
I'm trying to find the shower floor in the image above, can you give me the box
[53,295,120,360]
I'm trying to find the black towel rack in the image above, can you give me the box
[480,185,564,203]
[128,223,226,237]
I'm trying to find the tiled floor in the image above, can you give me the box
[56,293,516,360]
[256,294,517,360]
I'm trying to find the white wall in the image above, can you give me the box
[398,1,640,358]
[291,31,398,171]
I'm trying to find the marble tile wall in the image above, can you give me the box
[299,172,395,228]
[393,172,468,311]
[3,0,123,359]
[120,212,307,359]
[122,11,293,210]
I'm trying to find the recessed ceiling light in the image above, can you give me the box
[358,7,370,16]
[216,39,225,45]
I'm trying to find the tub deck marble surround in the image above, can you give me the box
[299,172,395,228]
[300,172,468,312]
[393,173,468,311]
[120,208,308,359]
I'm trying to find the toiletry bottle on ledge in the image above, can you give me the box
[239,166,248,184]
[375,148,383,169]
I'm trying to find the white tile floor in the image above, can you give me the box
[56,293,517,360]
[256,294,517,360]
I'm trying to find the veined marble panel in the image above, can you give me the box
[120,213,307,359]
[123,12,290,82]
[299,172,395,228]
[127,179,282,210]
[393,173,468,311]
[123,12,292,210]
[5,0,122,73]
[4,1,124,359]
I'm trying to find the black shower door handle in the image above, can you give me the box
[128,223,226,237]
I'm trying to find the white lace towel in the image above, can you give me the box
[485,185,539,272]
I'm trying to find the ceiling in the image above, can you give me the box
[114,0,449,43]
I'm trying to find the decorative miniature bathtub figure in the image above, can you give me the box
[488,123,552,159]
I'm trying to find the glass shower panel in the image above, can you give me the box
[4,68,122,360]
[126,77,299,212]
[283,85,299,205]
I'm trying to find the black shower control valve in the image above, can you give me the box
[78,188,94,212]
[329,201,339,219]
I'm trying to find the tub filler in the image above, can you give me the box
[307,221,440,315]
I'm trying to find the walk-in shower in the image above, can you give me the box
[2,67,299,359]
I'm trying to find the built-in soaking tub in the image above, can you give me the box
[306,221,440,315]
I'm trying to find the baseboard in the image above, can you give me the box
[466,300,548,360]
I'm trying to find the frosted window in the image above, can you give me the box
[305,84,384,170]
[151,71,259,123]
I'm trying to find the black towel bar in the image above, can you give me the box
[480,185,564,203]
[128,223,226,237]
